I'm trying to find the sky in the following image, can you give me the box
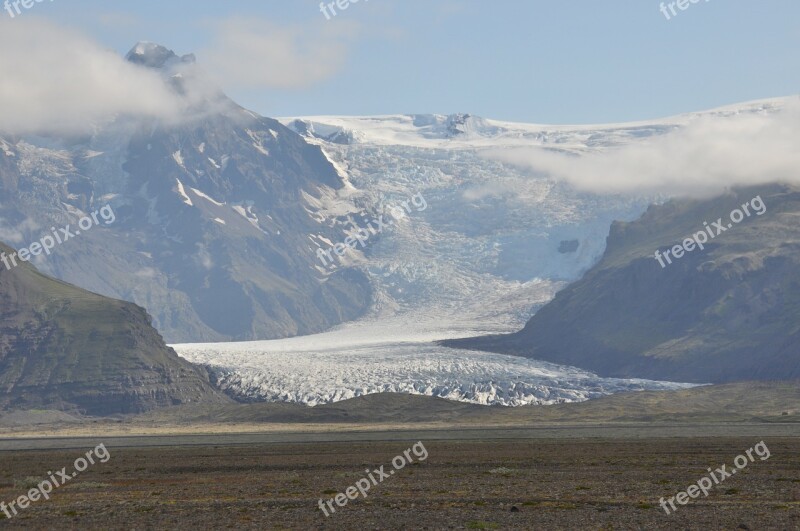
[3,0,800,124]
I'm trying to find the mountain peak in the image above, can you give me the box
[126,41,195,69]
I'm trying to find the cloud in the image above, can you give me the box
[200,17,356,90]
[485,98,800,198]
[0,15,358,135]
[94,12,141,29]
[0,18,193,135]
[0,217,39,245]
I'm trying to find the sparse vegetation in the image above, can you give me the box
[467,521,500,529]
[0,434,795,528]
[14,476,42,489]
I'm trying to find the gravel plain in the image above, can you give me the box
[0,437,798,530]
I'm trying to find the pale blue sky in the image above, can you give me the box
[34,0,800,124]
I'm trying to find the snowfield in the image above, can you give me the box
[170,103,793,406]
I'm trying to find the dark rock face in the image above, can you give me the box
[0,242,230,415]
[445,185,800,384]
[558,240,579,254]
[0,43,372,342]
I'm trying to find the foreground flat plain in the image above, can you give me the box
[0,437,798,530]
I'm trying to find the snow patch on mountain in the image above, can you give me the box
[191,187,225,206]
[172,150,184,168]
[175,179,193,206]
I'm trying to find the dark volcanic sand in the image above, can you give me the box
[0,438,798,529]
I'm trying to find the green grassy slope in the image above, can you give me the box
[0,242,230,415]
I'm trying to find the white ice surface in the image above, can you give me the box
[175,305,697,407]
[169,103,791,406]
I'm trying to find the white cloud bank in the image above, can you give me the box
[200,17,355,90]
[486,98,800,198]
[0,17,356,135]
[0,18,188,135]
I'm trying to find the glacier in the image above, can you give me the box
[173,102,787,406]
[174,313,698,407]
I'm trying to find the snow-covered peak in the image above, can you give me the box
[410,113,499,138]
[125,41,195,69]
[281,96,792,150]
[286,113,500,146]
[286,119,367,145]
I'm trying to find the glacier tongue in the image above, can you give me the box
[170,107,767,405]
[174,269,696,407]
[175,340,696,407]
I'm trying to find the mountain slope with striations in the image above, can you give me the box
[0,42,371,342]
[0,241,230,415]
[445,185,800,383]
